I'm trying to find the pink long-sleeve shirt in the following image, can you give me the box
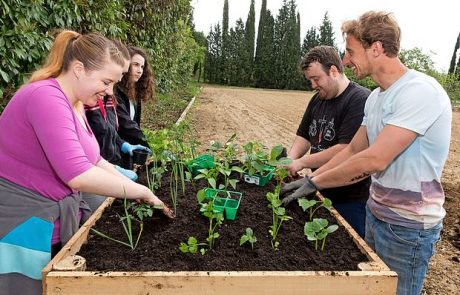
[0,78,101,244]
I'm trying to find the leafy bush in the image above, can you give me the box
[0,0,200,111]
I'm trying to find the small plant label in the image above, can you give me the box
[244,174,260,185]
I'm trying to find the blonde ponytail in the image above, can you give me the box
[29,31,80,83]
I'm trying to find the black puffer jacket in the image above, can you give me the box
[85,96,124,166]
[114,85,148,147]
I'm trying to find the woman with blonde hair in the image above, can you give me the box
[0,31,173,295]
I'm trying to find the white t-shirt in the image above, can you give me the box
[364,70,452,229]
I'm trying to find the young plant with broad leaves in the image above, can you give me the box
[194,167,219,190]
[240,227,257,251]
[242,142,291,176]
[179,236,207,255]
[298,197,333,221]
[266,191,292,250]
[197,190,225,251]
[304,218,338,251]
[207,134,244,190]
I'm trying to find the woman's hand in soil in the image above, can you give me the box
[143,192,176,219]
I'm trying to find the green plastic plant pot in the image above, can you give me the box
[203,188,242,220]
[213,197,226,213]
[224,198,240,220]
[205,188,219,201]
[188,154,215,175]
[243,165,275,186]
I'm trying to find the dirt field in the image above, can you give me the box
[188,85,460,294]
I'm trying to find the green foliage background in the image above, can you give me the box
[0,0,204,111]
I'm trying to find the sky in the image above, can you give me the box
[191,0,460,72]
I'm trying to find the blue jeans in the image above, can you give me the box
[365,206,442,295]
[334,200,366,239]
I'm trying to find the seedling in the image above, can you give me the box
[304,218,339,251]
[266,191,292,250]
[215,160,244,190]
[179,236,207,255]
[126,202,154,221]
[242,142,292,176]
[298,197,333,221]
[194,167,219,189]
[240,227,257,251]
[201,200,224,249]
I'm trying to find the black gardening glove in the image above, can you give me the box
[280,176,320,206]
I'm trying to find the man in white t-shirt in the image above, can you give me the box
[280,11,452,295]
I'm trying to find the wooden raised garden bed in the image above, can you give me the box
[42,171,397,294]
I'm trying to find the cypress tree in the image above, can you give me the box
[221,0,229,84]
[448,32,459,74]
[301,26,320,56]
[273,0,299,89]
[319,11,336,48]
[273,0,289,89]
[244,0,256,85]
[205,24,223,84]
[254,0,275,88]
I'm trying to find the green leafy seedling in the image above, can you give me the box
[298,197,333,221]
[304,218,339,251]
[240,227,257,251]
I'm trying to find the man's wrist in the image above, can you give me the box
[308,176,322,191]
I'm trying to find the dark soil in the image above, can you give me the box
[78,169,368,272]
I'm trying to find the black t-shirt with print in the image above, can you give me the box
[296,82,371,203]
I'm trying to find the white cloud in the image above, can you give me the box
[192,0,460,72]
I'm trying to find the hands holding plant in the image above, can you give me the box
[285,158,305,177]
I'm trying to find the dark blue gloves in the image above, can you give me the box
[115,165,138,181]
[121,142,152,156]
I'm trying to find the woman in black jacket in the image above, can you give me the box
[115,46,154,148]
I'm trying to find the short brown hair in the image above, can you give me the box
[300,45,343,74]
[341,11,401,57]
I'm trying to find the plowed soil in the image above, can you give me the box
[188,85,460,295]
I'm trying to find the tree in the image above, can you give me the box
[244,0,256,85]
[221,0,229,84]
[448,32,459,75]
[254,0,275,88]
[301,26,320,57]
[399,47,435,74]
[227,19,247,86]
[205,24,223,84]
[318,12,336,48]
[273,0,301,89]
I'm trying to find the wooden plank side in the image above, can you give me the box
[45,271,397,295]
[41,197,114,292]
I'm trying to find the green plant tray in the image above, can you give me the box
[243,165,275,186]
[204,188,242,220]
[187,154,215,175]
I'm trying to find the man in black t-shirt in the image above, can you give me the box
[286,46,371,238]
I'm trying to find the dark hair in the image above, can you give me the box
[300,45,343,74]
[118,46,155,103]
[341,11,401,57]
[29,30,126,83]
